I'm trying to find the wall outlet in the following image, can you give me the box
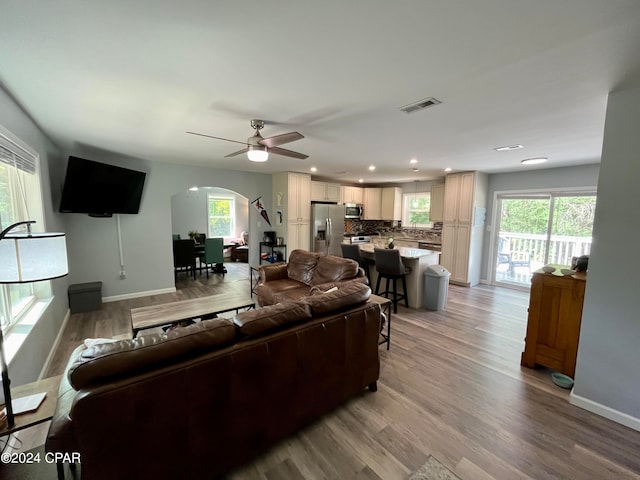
[119,270,126,279]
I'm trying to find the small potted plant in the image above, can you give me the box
[188,230,199,240]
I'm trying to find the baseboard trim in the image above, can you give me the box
[102,287,176,303]
[39,308,71,380]
[570,391,640,432]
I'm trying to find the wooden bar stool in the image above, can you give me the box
[374,248,410,313]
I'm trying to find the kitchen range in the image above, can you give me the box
[349,235,372,244]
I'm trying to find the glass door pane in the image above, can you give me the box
[548,195,595,265]
[494,196,550,288]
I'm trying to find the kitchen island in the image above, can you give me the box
[355,243,441,309]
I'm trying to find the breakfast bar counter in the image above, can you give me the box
[355,243,441,308]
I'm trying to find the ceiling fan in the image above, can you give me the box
[187,119,308,162]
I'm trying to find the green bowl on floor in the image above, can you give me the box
[551,372,574,389]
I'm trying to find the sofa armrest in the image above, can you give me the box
[259,263,289,283]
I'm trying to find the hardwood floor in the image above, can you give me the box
[8,263,640,479]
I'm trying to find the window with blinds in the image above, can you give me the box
[0,126,41,329]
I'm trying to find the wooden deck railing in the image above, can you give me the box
[499,232,592,268]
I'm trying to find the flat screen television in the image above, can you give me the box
[59,156,147,217]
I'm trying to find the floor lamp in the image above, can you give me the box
[0,221,68,427]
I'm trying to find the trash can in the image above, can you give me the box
[423,265,450,311]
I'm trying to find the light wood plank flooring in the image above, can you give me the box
[8,263,640,479]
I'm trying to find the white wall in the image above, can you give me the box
[0,84,69,385]
[171,188,249,240]
[571,85,640,429]
[59,147,272,300]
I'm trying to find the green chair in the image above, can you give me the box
[172,234,180,241]
[202,237,225,277]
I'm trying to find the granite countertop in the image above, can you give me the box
[357,243,441,259]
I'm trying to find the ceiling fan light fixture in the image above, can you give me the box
[247,145,268,162]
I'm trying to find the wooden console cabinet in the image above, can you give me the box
[521,266,586,378]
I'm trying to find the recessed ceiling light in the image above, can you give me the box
[368,165,376,171]
[444,167,452,172]
[495,144,524,152]
[358,178,364,183]
[410,159,418,164]
[521,157,548,165]
[189,186,198,191]
[412,168,420,172]
[310,166,317,172]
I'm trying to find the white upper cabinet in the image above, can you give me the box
[381,187,402,221]
[311,181,340,202]
[340,186,363,204]
[430,183,444,223]
[363,188,382,220]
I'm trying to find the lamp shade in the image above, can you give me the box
[0,232,68,283]
[247,145,268,162]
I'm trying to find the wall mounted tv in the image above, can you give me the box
[59,156,147,217]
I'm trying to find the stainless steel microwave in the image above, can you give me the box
[344,204,363,219]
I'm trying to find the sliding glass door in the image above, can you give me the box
[493,192,596,289]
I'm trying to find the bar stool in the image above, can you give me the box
[341,243,373,285]
[374,248,410,313]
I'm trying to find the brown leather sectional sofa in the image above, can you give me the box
[257,248,368,306]
[46,282,380,480]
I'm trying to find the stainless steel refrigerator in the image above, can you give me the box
[311,203,345,256]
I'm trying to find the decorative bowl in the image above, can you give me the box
[561,268,576,276]
[541,266,555,273]
[551,372,574,389]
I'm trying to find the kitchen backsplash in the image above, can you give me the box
[344,220,442,243]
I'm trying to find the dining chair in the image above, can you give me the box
[202,237,225,277]
[173,239,196,281]
[374,247,410,313]
[340,243,372,285]
[172,234,180,241]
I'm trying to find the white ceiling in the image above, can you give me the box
[2,0,640,184]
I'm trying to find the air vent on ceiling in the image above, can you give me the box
[399,97,442,114]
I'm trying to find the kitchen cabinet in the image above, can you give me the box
[381,187,402,221]
[340,186,363,204]
[363,187,401,220]
[521,267,586,378]
[311,181,340,202]
[363,188,382,220]
[440,171,487,286]
[272,172,311,257]
[430,183,444,222]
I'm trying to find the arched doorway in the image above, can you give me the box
[170,187,251,286]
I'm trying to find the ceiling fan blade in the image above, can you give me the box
[224,147,250,158]
[259,132,304,148]
[186,131,248,146]
[269,146,308,160]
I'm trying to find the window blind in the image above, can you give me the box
[0,132,37,174]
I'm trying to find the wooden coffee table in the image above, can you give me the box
[130,293,255,337]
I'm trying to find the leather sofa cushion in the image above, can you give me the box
[234,302,312,337]
[257,279,308,305]
[311,255,360,285]
[67,318,236,390]
[286,249,320,285]
[269,285,314,304]
[304,281,371,315]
